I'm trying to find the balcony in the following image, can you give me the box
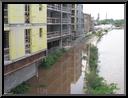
[25,42,30,54]
[71,12,75,16]
[72,4,75,9]
[4,48,9,61]
[4,9,8,24]
[62,18,71,24]
[72,7,75,10]
[4,50,46,75]
[47,31,61,39]
[47,17,61,24]
[62,30,70,36]
[47,4,61,11]
[62,7,71,13]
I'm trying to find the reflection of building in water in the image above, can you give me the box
[69,46,82,84]
[26,43,86,95]
[26,50,72,95]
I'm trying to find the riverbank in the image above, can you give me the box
[8,29,124,95]
[97,29,124,94]
[83,29,123,95]
[84,44,119,95]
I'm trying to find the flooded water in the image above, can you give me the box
[25,29,124,95]
[26,42,88,95]
[97,29,124,94]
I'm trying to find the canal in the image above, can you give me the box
[97,29,124,94]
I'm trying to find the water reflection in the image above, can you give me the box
[26,44,88,95]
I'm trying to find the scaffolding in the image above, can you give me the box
[47,4,72,51]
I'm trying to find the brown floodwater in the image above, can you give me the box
[24,29,125,95]
[26,41,88,95]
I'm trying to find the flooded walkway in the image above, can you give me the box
[26,40,89,95]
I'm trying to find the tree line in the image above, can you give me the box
[97,19,124,27]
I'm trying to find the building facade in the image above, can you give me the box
[47,4,72,53]
[84,13,94,33]
[71,4,84,40]
[4,4,47,93]
[4,4,84,93]
[84,13,92,33]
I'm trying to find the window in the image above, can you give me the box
[25,29,31,54]
[72,25,74,30]
[4,31,9,60]
[72,10,75,16]
[71,18,74,23]
[77,18,78,23]
[4,31,9,48]
[39,28,43,37]
[39,4,42,11]
[25,4,30,23]
[25,4,30,12]
[4,4,8,24]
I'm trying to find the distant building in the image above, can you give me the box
[96,13,100,22]
[84,13,94,33]
[90,17,95,31]
[71,4,84,40]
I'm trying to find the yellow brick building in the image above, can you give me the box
[4,4,47,93]
[4,4,84,93]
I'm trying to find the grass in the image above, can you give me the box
[10,82,30,94]
[40,48,67,69]
[94,30,108,43]
[89,45,98,71]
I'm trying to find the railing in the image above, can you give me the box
[4,50,46,75]
[47,31,61,38]
[72,7,75,10]
[4,48,9,61]
[25,11,30,23]
[62,6,71,12]
[71,13,75,16]
[47,17,61,24]
[47,4,61,11]
[25,11,29,15]
[25,42,30,54]
[62,18,71,23]
[4,8,8,24]
[4,9,7,15]
[47,4,71,12]
[62,30,70,35]
[62,42,70,47]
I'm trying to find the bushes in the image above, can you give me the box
[85,70,119,94]
[90,83,119,94]
[104,29,108,32]
[40,48,66,68]
[89,45,98,71]
[10,82,30,94]
[84,45,119,94]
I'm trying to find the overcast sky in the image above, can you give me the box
[83,4,124,20]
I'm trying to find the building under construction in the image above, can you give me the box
[47,4,84,52]
[47,4,72,53]
[4,4,84,93]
